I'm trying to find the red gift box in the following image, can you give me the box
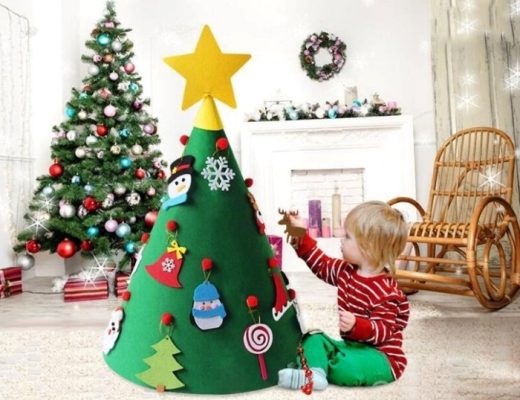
[267,235,283,269]
[63,277,109,302]
[0,267,22,299]
[115,271,130,298]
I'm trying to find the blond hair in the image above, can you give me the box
[344,201,408,274]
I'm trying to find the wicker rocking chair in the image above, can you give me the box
[389,127,520,309]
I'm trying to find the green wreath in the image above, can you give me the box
[299,32,346,81]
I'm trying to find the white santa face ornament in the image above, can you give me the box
[103,307,124,354]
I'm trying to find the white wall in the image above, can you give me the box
[24,0,436,275]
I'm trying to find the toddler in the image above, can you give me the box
[278,201,410,390]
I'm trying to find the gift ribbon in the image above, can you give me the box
[167,240,187,259]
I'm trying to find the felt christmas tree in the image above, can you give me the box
[103,25,303,394]
[13,1,166,269]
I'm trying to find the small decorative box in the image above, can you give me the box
[63,277,109,302]
[115,271,130,298]
[0,266,23,299]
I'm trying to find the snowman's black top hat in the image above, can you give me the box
[168,155,195,184]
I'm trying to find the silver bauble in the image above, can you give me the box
[59,204,76,219]
[111,41,123,52]
[110,145,121,155]
[114,184,126,195]
[97,150,104,159]
[17,253,35,271]
[125,192,141,206]
[88,65,100,75]
[66,130,77,140]
[77,205,88,219]
[102,193,115,208]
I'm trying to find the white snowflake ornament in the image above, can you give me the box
[201,156,236,191]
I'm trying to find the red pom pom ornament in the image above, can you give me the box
[201,258,213,271]
[121,291,131,301]
[166,220,177,231]
[246,295,259,309]
[161,312,174,325]
[216,137,229,151]
[180,135,189,145]
[244,178,254,188]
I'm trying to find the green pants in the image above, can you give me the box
[298,332,394,387]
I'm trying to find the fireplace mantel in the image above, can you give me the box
[240,115,415,270]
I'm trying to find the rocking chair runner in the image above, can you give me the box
[389,127,520,309]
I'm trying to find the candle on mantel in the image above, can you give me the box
[308,200,322,237]
[321,217,331,238]
[332,187,343,237]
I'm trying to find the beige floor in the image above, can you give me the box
[1,272,519,400]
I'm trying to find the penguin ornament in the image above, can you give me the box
[161,155,195,210]
[191,258,227,331]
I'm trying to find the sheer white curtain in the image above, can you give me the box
[0,4,32,252]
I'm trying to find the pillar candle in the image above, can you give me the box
[308,200,322,237]
[332,191,342,237]
[321,217,331,238]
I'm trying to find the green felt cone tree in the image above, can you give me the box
[103,25,303,394]
[14,0,166,269]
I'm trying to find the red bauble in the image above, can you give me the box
[57,238,77,259]
[201,258,213,271]
[245,178,254,188]
[246,295,258,309]
[268,258,278,268]
[161,312,174,325]
[216,137,229,151]
[83,196,99,212]
[166,220,177,231]
[26,240,41,254]
[80,240,93,252]
[157,169,166,179]
[49,162,64,178]
[96,124,108,136]
[180,135,189,145]
[141,232,150,243]
[135,168,146,179]
[144,211,158,228]
[121,291,131,301]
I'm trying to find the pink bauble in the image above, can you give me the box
[92,54,102,63]
[146,187,156,196]
[104,219,119,233]
[143,123,156,134]
[109,72,119,81]
[104,105,117,117]
[132,100,142,111]
[124,63,135,73]
[104,21,115,28]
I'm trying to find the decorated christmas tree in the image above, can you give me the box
[103,25,303,394]
[14,1,166,269]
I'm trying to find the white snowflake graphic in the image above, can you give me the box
[201,156,236,191]
[162,257,175,272]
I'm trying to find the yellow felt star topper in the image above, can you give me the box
[164,25,250,130]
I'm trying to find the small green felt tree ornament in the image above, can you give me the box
[136,313,184,392]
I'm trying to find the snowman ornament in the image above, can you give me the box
[191,281,227,330]
[161,155,195,210]
[103,307,124,354]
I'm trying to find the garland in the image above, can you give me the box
[247,96,401,122]
[299,32,346,81]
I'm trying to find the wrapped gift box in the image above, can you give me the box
[115,271,130,298]
[64,277,109,302]
[0,266,22,299]
[267,235,283,269]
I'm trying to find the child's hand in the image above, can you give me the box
[339,310,356,333]
[287,214,307,229]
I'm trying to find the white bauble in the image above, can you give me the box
[131,144,143,155]
[114,184,126,195]
[78,110,87,120]
[110,145,121,155]
[88,65,100,75]
[111,41,123,52]
[125,192,141,206]
[66,130,77,140]
[59,204,76,219]
[102,193,115,209]
[75,147,87,158]
[86,135,98,146]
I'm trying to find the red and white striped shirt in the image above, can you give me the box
[296,234,410,379]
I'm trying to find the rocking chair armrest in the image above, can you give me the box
[387,197,427,219]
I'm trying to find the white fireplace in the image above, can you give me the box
[240,115,415,271]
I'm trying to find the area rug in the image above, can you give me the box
[1,301,519,400]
